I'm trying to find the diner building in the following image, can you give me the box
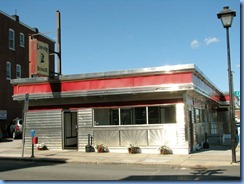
[11,64,229,154]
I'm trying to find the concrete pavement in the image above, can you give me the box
[0,139,241,168]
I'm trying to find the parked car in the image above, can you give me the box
[10,118,23,139]
[0,128,3,141]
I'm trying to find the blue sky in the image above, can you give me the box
[0,0,241,93]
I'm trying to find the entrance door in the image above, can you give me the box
[63,111,78,149]
[188,111,194,152]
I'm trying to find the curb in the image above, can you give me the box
[0,156,67,163]
[0,156,239,169]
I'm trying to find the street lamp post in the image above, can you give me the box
[217,6,236,163]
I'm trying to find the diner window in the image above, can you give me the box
[212,111,217,122]
[195,109,202,123]
[151,106,176,124]
[121,108,132,125]
[110,109,119,125]
[162,105,176,123]
[134,107,146,124]
[20,33,25,47]
[148,106,160,124]
[94,108,119,126]
[9,29,15,50]
[94,105,177,126]
[202,110,208,122]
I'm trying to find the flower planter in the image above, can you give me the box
[128,147,141,154]
[96,144,109,153]
[160,150,167,154]
[37,147,47,151]
[37,143,47,150]
[159,146,173,155]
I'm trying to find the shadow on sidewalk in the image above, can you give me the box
[0,157,67,173]
[122,174,240,181]
[191,144,231,154]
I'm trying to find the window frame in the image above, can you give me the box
[16,64,21,78]
[20,33,25,47]
[6,61,11,80]
[93,104,177,127]
[9,29,15,50]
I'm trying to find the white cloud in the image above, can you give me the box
[190,39,200,49]
[204,37,220,45]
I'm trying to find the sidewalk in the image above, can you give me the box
[0,141,241,168]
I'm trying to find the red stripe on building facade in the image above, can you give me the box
[13,72,193,95]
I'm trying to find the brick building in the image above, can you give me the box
[0,10,55,135]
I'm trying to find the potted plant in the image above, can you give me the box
[159,145,172,155]
[37,143,48,150]
[95,144,109,153]
[128,144,141,154]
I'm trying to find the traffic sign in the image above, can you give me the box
[234,91,240,98]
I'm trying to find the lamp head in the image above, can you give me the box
[217,6,236,28]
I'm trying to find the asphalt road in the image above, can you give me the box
[0,159,240,181]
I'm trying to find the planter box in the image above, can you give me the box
[128,147,141,154]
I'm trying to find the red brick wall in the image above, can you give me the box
[0,12,55,134]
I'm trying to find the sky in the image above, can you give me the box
[0,0,241,94]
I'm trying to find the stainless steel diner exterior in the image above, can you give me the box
[11,64,231,154]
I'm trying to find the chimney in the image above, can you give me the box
[33,27,39,33]
[11,15,19,22]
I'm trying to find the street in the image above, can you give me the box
[0,159,240,181]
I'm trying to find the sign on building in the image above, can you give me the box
[0,110,7,120]
[29,38,49,77]
[234,91,240,98]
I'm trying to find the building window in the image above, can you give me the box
[121,108,133,125]
[16,64,21,78]
[110,109,119,125]
[20,33,25,47]
[195,109,203,123]
[163,105,176,123]
[148,106,160,124]
[94,105,176,126]
[9,29,15,50]
[94,109,119,126]
[148,106,176,124]
[6,62,11,79]
[134,107,147,124]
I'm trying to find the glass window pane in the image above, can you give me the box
[148,106,160,124]
[110,109,119,125]
[6,62,11,79]
[20,33,25,47]
[164,105,176,123]
[71,112,77,137]
[158,106,176,124]
[16,64,21,78]
[195,109,200,123]
[9,29,15,50]
[64,113,71,137]
[94,109,111,126]
[121,108,132,125]
[134,107,146,124]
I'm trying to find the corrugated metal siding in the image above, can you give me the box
[77,109,93,150]
[94,130,120,146]
[24,110,62,149]
[120,129,148,146]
